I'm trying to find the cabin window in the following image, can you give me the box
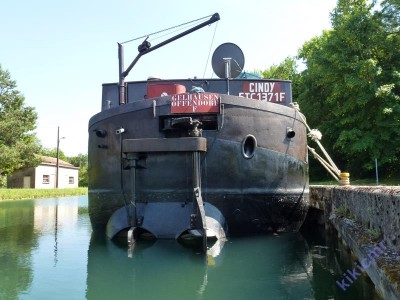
[69,177,74,184]
[43,175,50,184]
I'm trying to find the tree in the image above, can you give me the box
[68,153,88,187]
[297,0,400,177]
[0,65,41,179]
[39,147,68,162]
[259,57,303,102]
[259,57,299,81]
[380,0,400,32]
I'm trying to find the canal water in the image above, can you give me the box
[0,196,382,300]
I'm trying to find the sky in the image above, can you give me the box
[1,0,337,156]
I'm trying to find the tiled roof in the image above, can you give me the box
[36,155,77,168]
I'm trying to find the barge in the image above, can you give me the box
[88,13,309,251]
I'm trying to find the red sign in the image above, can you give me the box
[239,82,286,102]
[171,93,220,114]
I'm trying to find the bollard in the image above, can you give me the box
[339,172,350,186]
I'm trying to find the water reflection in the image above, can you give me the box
[0,200,36,300]
[0,197,382,300]
[301,223,383,300]
[86,233,316,300]
[0,197,89,300]
[33,199,78,233]
[86,219,382,299]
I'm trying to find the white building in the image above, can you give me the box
[7,155,79,189]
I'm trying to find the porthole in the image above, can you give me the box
[241,135,257,159]
[94,129,107,138]
[286,128,295,139]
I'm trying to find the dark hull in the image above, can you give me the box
[88,94,309,236]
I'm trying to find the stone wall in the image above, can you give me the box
[309,185,400,300]
[311,185,400,251]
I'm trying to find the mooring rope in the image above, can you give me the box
[291,102,349,184]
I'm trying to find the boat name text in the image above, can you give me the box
[239,82,286,102]
[171,93,220,113]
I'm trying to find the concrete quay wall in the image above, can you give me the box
[310,185,400,250]
[308,185,400,300]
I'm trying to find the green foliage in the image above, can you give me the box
[336,206,348,217]
[296,0,400,177]
[39,147,68,161]
[367,227,382,240]
[336,205,356,220]
[0,187,88,201]
[259,57,299,81]
[67,153,87,167]
[68,153,88,187]
[0,175,6,188]
[378,0,400,33]
[78,163,88,187]
[259,57,303,101]
[0,65,41,176]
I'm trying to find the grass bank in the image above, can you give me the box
[310,177,400,186]
[0,187,88,201]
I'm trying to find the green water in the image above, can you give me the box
[0,196,382,300]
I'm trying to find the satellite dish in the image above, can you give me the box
[212,43,245,79]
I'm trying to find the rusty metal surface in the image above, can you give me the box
[122,137,207,153]
[90,95,307,161]
[88,94,309,236]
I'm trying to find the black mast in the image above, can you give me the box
[118,13,220,105]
